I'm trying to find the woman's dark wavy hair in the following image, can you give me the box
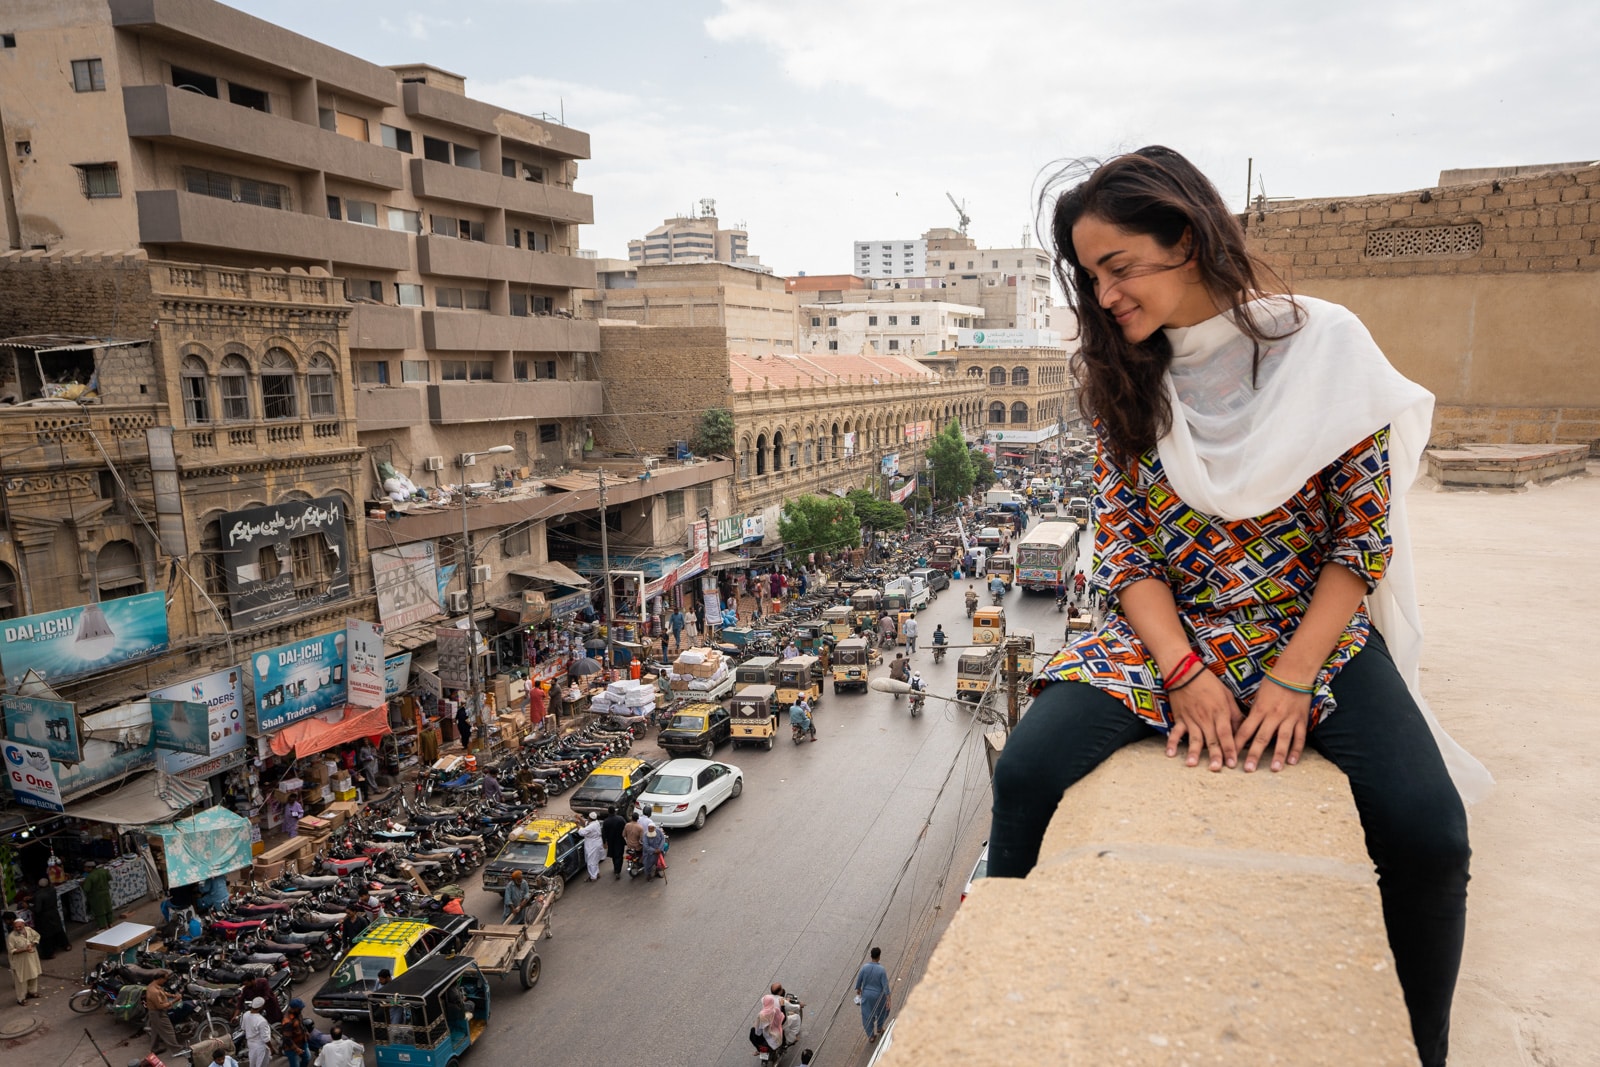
[1045,145,1298,459]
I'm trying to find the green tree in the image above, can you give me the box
[846,488,908,532]
[778,494,861,559]
[691,408,734,456]
[924,420,976,501]
[972,449,997,490]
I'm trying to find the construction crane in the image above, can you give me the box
[945,192,970,236]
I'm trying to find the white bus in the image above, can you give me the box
[1016,521,1080,593]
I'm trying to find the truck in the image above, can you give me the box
[984,489,1026,507]
[882,574,930,612]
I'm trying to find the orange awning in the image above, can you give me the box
[269,704,392,759]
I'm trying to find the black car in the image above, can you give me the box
[568,756,663,820]
[657,703,732,759]
[310,914,477,1021]
[911,567,949,593]
[481,816,586,896]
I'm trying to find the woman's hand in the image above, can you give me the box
[1234,681,1311,773]
[1165,669,1243,772]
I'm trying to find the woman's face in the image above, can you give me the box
[1070,214,1216,342]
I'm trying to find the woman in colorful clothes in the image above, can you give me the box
[987,147,1490,1067]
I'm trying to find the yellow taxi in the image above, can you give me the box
[481,816,585,894]
[568,756,662,819]
[312,915,476,1020]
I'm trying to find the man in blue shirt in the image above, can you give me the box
[854,946,890,1041]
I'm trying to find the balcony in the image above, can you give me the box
[137,190,412,271]
[409,159,593,224]
[416,236,596,289]
[401,82,589,159]
[349,304,418,350]
[425,380,602,424]
[356,386,426,432]
[421,310,600,353]
[124,85,404,189]
[174,417,354,463]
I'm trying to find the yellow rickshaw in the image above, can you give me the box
[831,637,873,694]
[822,605,854,642]
[776,655,823,707]
[989,553,1015,590]
[972,607,1007,646]
[849,589,882,631]
[728,684,779,750]
[734,656,778,694]
[956,648,1000,704]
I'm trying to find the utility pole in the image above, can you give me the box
[598,468,616,672]
[1004,637,1021,730]
[461,485,477,750]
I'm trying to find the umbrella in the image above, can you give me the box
[583,637,607,651]
[568,657,603,678]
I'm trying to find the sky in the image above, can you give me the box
[235,0,1597,278]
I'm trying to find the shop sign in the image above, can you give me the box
[548,590,592,618]
[716,515,745,551]
[413,665,442,705]
[436,627,471,690]
[3,741,64,813]
[519,590,551,626]
[221,497,351,627]
[54,702,156,800]
[345,618,386,709]
[150,699,211,756]
[881,453,899,475]
[890,479,916,503]
[0,592,169,689]
[573,552,682,579]
[742,515,765,544]
[383,654,413,698]
[153,666,246,777]
[903,421,932,443]
[956,328,1063,349]
[2,694,81,764]
[372,544,442,630]
[251,630,348,733]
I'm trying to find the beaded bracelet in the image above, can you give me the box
[1263,669,1315,695]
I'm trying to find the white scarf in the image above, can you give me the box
[1157,295,1492,803]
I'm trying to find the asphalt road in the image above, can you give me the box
[430,532,1087,1066]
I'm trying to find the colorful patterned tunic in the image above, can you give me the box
[1033,426,1394,730]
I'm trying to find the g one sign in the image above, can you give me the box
[3,740,65,812]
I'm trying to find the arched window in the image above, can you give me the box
[219,354,251,421]
[307,354,337,417]
[967,366,983,378]
[1012,366,1029,386]
[988,366,1006,386]
[787,432,798,469]
[755,434,768,476]
[738,436,751,480]
[1011,401,1029,424]
[96,539,144,599]
[831,423,840,460]
[261,348,298,420]
[772,430,785,471]
[180,356,210,424]
[989,402,1006,425]
[804,440,813,466]
[0,562,16,621]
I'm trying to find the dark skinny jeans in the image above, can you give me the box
[988,631,1469,1066]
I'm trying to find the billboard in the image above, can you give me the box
[3,695,81,764]
[384,654,412,699]
[881,453,900,476]
[3,741,64,813]
[956,328,1064,349]
[221,497,351,626]
[53,702,157,799]
[436,627,470,691]
[152,666,247,778]
[150,699,212,756]
[715,515,745,551]
[345,618,386,709]
[0,592,169,689]
[372,543,441,630]
[251,630,348,733]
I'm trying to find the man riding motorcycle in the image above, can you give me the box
[907,672,927,717]
[964,585,978,618]
[931,624,947,663]
[788,699,817,743]
[988,575,1006,603]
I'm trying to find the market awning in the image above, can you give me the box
[143,805,252,887]
[1002,451,1030,458]
[509,561,591,588]
[269,704,392,759]
[70,772,209,827]
[708,551,744,571]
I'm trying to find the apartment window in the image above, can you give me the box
[333,112,369,142]
[344,199,377,226]
[395,283,423,307]
[74,163,120,199]
[180,356,210,424]
[868,315,878,326]
[326,196,341,220]
[501,158,543,183]
[967,261,974,269]
[527,230,550,252]
[810,316,821,327]
[1011,401,1029,424]
[992,260,999,269]
[439,360,493,381]
[910,315,920,326]
[386,208,421,234]
[538,424,559,444]
[827,316,837,327]
[289,532,341,592]
[531,294,554,315]
[430,216,482,241]
[401,360,429,383]
[307,355,336,416]
[509,293,527,317]
[535,360,557,380]
[219,355,251,421]
[453,144,480,169]
[71,58,105,92]
[1017,259,1024,268]
[97,540,145,599]
[1,36,14,48]
[171,66,218,97]
[345,278,383,303]
[989,402,1006,425]
[227,82,269,112]
[261,348,298,420]
[435,287,464,309]
[827,340,839,351]
[888,340,900,350]
[665,490,685,519]
[499,525,531,559]
[359,361,389,385]
[513,360,530,381]
[888,315,898,325]
[470,361,493,381]
[508,229,521,249]
[422,136,451,163]
[380,125,413,153]
[464,288,490,310]
[184,167,289,209]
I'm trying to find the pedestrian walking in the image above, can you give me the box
[281,999,312,1067]
[454,701,473,751]
[670,607,684,651]
[902,615,919,656]
[640,821,667,881]
[82,860,113,929]
[854,946,891,1041]
[313,1026,363,1067]
[144,974,184,1055]
[29,878,69,958]
[578,813,605,881]
[6,918,41,1003]
[242,997,272,1067]
[601,810,627,880]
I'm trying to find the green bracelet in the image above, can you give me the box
[1263,669,1314,695]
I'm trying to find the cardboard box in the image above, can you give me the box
[251,858,285,880]
[323,802,360,830]
[334,787,359,802]
[332,773,353,792]
[308,763,332,784]
[297,815,331,837]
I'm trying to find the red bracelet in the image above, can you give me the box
[1164,652,1200,690]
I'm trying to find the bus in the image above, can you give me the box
[1015,521,1080,593]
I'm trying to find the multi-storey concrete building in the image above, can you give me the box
[853,236,928,279]
[796,298,984,358]
[946,342,1075,465]
[589,261,799,354]
[850,228,1059,330]
[627,204,752,266]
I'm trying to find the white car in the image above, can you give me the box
[635,758,743,829]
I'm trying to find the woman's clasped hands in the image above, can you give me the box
[1165,668,1311,774]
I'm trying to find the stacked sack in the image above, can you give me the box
[591,679,656,718]
[668,647,728,692]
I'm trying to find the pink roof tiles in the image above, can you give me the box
[729,351,940,392]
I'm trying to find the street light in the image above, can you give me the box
[458,444,515,750]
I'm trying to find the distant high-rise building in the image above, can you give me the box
[628,200,752,266]
[850,228,1056,331]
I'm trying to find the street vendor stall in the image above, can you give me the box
[142,806,252,890]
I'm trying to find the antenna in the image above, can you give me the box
[1020,226,1031,249]
[945,192,970,236]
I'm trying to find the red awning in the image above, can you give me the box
[269,704,392,759]
[1002,451,1029,458]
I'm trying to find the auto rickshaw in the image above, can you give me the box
[831,637,874,693]
[930,543,958,573]
[791,621,834,662]
[972,607,1006,646]
[849,589,882,631]
[370,957,490,1067]
[956,648,1001,704]
[822,605,854,642]
[734,656,778,694]
[776,655,823,707]
[728,684,778,750]
[989,553,1015,591]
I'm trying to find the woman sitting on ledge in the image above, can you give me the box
[988,146,1491,1067]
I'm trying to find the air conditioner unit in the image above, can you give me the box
[472,565,492,584]
[460,453,477,467]
[424,456,444,472]
[642,456,659,470]
[447,590,469,613]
